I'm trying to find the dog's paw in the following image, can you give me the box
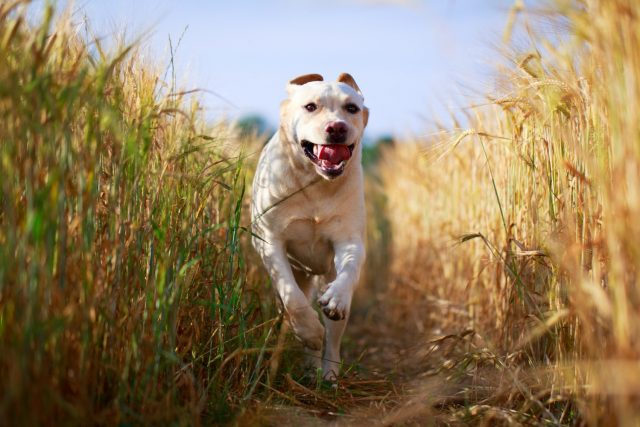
[322,359,341,382]
[318,284,351,321]
[289,308,325,351]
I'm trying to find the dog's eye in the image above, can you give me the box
[345,103,360,114]
[304,103,317,112]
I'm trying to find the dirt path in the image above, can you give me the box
[242,284,466,426]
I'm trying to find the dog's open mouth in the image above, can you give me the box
[301,140,355,177]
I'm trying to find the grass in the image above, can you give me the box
[0,2,281,424]
[3,0,640,425]
[375,0,640,424]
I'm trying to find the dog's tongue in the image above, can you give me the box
[316,144,351,165]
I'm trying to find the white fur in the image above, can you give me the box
[251,74,367,380]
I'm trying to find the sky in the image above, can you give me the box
[50,0,521,138]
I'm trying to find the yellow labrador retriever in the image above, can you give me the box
[251,73,368,380]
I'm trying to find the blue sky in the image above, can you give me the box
[60,0,519,137]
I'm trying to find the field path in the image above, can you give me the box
[252,280,462,426]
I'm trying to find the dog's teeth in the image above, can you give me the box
[313,144,320,157]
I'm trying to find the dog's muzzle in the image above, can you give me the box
[301,140,355,178]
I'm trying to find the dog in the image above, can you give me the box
[251,73,368,380]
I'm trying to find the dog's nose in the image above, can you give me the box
[325,121,347,135]
[325,121,348,143]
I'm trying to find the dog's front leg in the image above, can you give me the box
[317,239,364,379]
[260,239,325,351]
[318,240,364,321]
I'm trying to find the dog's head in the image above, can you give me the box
[280,73,369,180]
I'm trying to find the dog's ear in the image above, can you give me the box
[289,73,324,86]
[287,74,323,95]
[362,107,369,127]
[337,73,362,94]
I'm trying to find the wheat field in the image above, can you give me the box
[2,0,640,425]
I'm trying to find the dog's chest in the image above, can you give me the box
[283,217,335,275]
